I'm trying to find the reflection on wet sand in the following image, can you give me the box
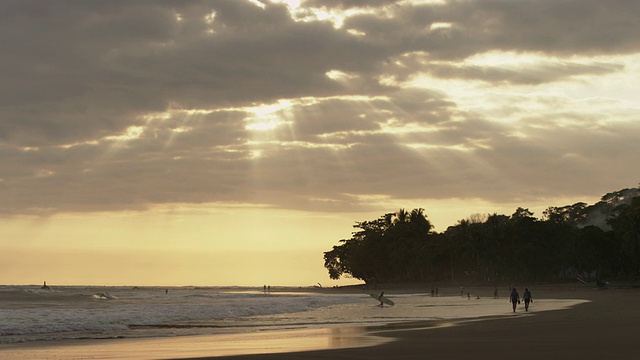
[0,327,390,360]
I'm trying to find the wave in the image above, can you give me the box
[92,292,118,300]
[1,286,367,344]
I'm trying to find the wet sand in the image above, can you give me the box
[0,327,389,359]
[182,285,640,360]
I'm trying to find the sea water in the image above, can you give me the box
[0,286,364,344]
[0,285,586,346]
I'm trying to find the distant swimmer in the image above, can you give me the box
[41,281,50,290]
[510,287,520,313]
[523,288,533,311]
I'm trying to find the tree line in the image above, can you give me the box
[324,189,640,285]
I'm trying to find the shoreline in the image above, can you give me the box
[0,284,611,359]
[183,285,640,360]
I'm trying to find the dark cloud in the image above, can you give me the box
[1,0,398,147]
[341,0,640,59]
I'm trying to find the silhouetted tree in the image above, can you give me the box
[324,190,640,284]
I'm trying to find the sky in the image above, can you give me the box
[1,0,639,287]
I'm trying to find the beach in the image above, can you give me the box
[1,285,638,359]
[194,285,640,360]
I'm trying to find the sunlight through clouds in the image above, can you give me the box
[105,126,144,142]
[325,69,358,82]
[286,3,378,29]
[2,0,640,286]
[247,0,266,10]
[430,22,452,31]
[244,101,293,132]
[401,52,640,130]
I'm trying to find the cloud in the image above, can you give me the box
[0,0,638,216]
[397,0,640,59]
[398,56,624,85]
[304,0,402,9]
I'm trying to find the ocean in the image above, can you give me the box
[1,285,374,344]
[0,285,587,358]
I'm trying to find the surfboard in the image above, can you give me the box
[370,293,395,306]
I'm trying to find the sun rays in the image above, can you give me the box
[7,1,638,263]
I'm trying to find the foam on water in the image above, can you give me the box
[0,286,366,343]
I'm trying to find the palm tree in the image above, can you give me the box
[410,208,433,233]
[394,208,409,224]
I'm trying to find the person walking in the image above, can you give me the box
[523,288,533,311]
[509,287,520,313]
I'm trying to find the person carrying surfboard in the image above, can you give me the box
[369,292,394,306]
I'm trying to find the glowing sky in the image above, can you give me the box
[1,0,639,286]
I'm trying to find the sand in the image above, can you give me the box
[180,285,640,360]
